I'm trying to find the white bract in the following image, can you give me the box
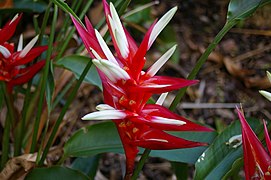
[148,7,177,48]
[152,116,186,126]
[94,29,118,65]
[147,45,177,77]
[19,35,39,58]
[0,45,11,58]
[82,109,126,120]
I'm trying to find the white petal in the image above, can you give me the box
[114,30,129,58]
[93,59,117,82]
[10,13,19,24]
[152,116,186,126]
[108,3,129,58]
[147,45,176,77]
[82,110,126,120]
[100,59,130,80]
[156,92,168,105]
[89,47,102,59]
[96,104,115,111]
[146,139,168,143]
[143,84,170,88]
[94,29,118,65]
[0,45,11,58]
[267,71,271,83]
[109,2,128,47]
[93,59,130,83]
[259,90,271,101]
[148,7,177,48]
[19,35,39,58]
[17,34,23,51]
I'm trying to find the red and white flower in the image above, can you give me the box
[0,14,48,91]
[237,108,271,179]
[71,1,212,177]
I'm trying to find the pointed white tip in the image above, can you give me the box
[93,59,130,83]
[156,92,168,105]
[10,14,19,24]
[89,47,102,59]
[19,35,39,58]
[152,116,186,126]
[96,104,115,111]
[259,90,271,101]
[148,6,177,48]
[266,71,271,83]
[82,110,126,120]
[108,3,129,58]
[147,45,177,77]
[0,45,11,58]
[94,29,118,65]
[17,34,23,51]
[146,138,169,143]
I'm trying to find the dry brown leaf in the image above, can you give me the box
[245,76,271,89]
[223,57,254,78]
[0,154,37,180]
[0,0,13,8]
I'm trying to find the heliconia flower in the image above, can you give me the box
[259,71,271,101]
[237,108,271,179]
[0,14,48,91]
[71,1,212,178]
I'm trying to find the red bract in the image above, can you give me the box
[71,0,212,177]
[0,14,48,91]
[237,108,271,179]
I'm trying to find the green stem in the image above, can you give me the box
[169,20,236,111]
[38,2,52,44]
[131,149,151,180]
[36,4,59,163]
[1,114,11,170]
[54,0,93,61]
[30,3,55,153]
[38,59,93,165]
[0,84,15,169]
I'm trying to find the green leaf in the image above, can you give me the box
[71,156,100,179]
[227,0,271,22]
[56,55,102,89]
[25,166,89,180]
[51,0,82,24]
[45,61,54,113]
[64,121,216,164]
[64,121,123,158]
[194,118,262,180]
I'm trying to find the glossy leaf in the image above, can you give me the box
[64,121,216,164]
[227,0,271,22]
[71,156,100,179]
[194,118,263,180]
[56,55,102,89]
[25,166,89,180]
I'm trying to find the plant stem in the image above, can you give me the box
[169,20,236,111]
[36,4,58,163]
[0,84,15,169]
[30,3,55,153]
[38,59,93,165]
[131,149,151,180]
